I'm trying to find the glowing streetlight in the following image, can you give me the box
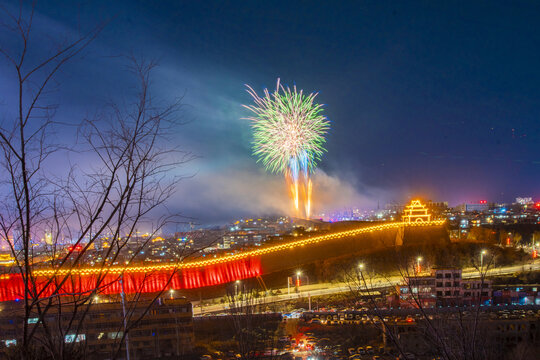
[480,250,487,269]
[417,256,423,274]
[358,263,365,281]
[357,263,367,291]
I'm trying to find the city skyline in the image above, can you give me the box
[2,3,540,359]
[0,1,538,225]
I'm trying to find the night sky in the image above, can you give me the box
[1,1,539,225]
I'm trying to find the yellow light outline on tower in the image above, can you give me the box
[402,200,432,223]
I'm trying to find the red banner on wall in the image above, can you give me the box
[0,257,262,302]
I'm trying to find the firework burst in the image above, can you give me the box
[243,79,330,218]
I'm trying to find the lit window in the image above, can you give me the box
[3,339,16,347]
[108,331,123,340]
[65,334,85,343]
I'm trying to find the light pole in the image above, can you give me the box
[480,250,487,269]
[417,256,423,274]
[358,263,365,289]
[287,276,290,295]
[235,280,241,299]
[296,271,301,292]
[120,273,130,360]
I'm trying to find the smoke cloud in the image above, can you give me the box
[173,165,383,224]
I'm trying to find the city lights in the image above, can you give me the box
[1,204,445,302]
[0,2,537,357]
[31,219,445,277]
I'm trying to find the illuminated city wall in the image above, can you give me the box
[258,222,448,274]
[0,219,445,302]
[0,257,262,302]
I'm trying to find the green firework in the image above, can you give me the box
[243,79,330,176]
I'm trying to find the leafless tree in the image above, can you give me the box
[0,2,198,359]
[344,244,511,360]
[226,282,284,360]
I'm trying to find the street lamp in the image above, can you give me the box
[358,263,366,290]
[480,250,487,269]
[235,280,241,298]
[358,263,365,279]
[296,271,302,292]
[417,256,423,274]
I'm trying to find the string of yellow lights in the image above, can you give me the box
[31,219,445,277]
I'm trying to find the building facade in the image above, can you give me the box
[395,268,492,308]
[0,296,193,359]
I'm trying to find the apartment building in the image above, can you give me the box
[0,295,193,359]
[394,267,492,308]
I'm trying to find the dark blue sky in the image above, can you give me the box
[1,1,539,224]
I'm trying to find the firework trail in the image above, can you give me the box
[243,79,329,218]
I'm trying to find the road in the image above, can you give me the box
[193,259,540,316]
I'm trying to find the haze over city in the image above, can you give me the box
[1,2,540,360]
[1,1,538,225]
